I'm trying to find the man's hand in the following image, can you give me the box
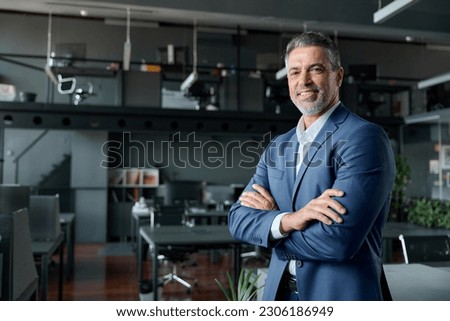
[280,189,346,234]
[239,184,278,210]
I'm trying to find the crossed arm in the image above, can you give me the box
[239,183,346,234]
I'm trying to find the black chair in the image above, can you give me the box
[153,205,197,292]
[29,194,62,242]
[398,234,450,264]
[0,208,39,300]
[28,194,65,300]
[241,244,270,266]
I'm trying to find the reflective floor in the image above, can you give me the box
[46,243,267,301]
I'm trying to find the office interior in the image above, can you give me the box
[1,1,450,301]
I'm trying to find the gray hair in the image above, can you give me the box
[284,31,341,70]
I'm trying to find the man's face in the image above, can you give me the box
[286,46,343,116]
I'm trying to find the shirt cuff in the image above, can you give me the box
[270,212,289,239]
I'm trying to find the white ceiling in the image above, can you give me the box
[2,0,450,45]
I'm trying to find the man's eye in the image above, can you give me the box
[311,67,324,73]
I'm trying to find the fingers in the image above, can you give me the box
[240,191,275,210]
[292,188,347,228]
[239,184,278,210]
[319,189,346,215]
[251,184,276,204]
[239,191,262,208]
[306,204,343,224]
[322,188,345,198]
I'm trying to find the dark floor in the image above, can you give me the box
[45,242,268,301]
[44,241,403,301]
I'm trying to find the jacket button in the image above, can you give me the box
[297,260,303,267]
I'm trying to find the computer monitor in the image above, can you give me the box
[164,180,205,206]
[0,185,30,214]
[348,64,378,81]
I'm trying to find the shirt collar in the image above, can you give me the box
[296,101,340,144]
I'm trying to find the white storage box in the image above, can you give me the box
[0,83,16,101]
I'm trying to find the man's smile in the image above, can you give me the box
[296,89,319,99]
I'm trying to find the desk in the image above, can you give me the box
[382,222,450,262]
[31,232,64,300]
[422,260,450,272]
[60,212,75,280]
[383,222,450,238]
[186,209,229,263]
[384,263,450,300]
[132,207,228,259]
[132,208,228,243]
[137,225,241,301]
[187,208,228,225]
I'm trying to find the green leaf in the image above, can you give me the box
[214,269,265,301]
[214,278,231,301]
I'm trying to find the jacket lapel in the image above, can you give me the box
[285,132,299,196]
[291,104,349,210]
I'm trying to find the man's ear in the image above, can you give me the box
[336,67,344,87]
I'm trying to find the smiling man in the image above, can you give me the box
[228,31,396,301]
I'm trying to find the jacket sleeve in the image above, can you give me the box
[228,140,284,248]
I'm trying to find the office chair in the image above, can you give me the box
[241,244,270,266]
[28,194,65,300]
[398,234,450,264]
[153,205,197,292]
[0,208,39,300]
[29,194,62,242]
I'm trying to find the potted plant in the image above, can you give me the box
[407,197,450,229]
[391,154,411,221]
[214,269,264,301]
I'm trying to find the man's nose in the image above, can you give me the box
[298,70,311,86]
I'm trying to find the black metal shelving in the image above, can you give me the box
[0,101,299,134]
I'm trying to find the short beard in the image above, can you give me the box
[293,85,327,116]
[294,101,327,116]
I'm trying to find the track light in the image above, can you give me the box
[373,0,419,24]
[417,71,450,90]
[180,21,198,93]
[275,67,287,80]
[180,71,198,93]
[122,7,131,71]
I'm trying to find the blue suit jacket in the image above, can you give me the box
[229,104,396,300]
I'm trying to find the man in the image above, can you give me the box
[228,31,396,301]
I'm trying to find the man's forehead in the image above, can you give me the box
[287,47,330,67]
